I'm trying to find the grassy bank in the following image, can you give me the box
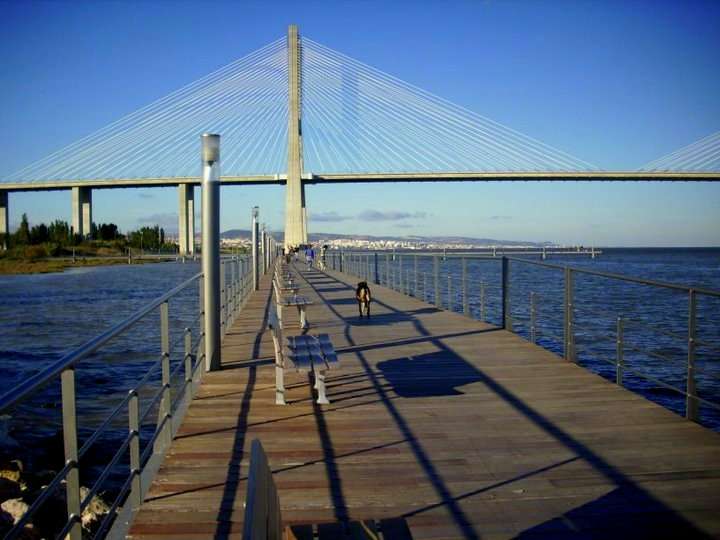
[0,243,176,275]
[0,257,163,275]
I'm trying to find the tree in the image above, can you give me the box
[15,214,30,245]
[30,223,49,244]
[98,223,119,241]
[48,220,71,245]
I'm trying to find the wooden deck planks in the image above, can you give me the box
[128,265,720,539]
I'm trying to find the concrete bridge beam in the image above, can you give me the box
[178,184,195,254]
[71,186,92,238]
[0,190,8,250]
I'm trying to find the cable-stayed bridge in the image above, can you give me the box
[1,25,718,250]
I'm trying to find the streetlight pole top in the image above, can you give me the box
[201,133,221,165]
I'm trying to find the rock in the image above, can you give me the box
[80,486,110,532]
[1,497,28,524]
[0,459,23,484]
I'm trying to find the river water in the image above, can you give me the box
[373,247,720,430]
[0,249,718,486]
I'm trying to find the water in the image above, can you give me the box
[370,247,720,430]
[0,261,203,488]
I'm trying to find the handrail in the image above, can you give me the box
[505,256,720,297]
[0,272,202,412]
[332,249,720,426]
[0,252,268,540]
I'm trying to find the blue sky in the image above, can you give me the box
[1,0,719,246]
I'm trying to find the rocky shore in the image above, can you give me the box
[1,419,110,539]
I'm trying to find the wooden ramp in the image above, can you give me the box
[129,265,720,540]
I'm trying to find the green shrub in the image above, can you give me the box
[23,245,48,261]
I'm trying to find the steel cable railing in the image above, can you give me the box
[0,255,258,540]
[331,250,720,428]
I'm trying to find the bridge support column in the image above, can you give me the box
[71,186,92,238]
[284,24,308,250]
[178,184,195,254]
[0,191,8,250]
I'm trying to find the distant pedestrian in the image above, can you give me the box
[306,246,315,269]
[319,245,327,270]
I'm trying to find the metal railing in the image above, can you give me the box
[0,255,254,540]
[331,250,720,426]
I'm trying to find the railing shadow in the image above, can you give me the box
[302,267,712,539]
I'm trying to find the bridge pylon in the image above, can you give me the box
[284,24,308,251]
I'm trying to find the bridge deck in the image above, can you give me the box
[129,265,720,540]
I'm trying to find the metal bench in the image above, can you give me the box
[272,274,312,330]
[268,304,338,405]
[285,334,338,404]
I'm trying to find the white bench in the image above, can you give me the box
[268,305,338,405]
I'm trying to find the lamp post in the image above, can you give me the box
[202,133,221,371]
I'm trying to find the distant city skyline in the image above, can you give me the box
[1,0,719,246]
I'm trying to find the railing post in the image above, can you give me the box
[414,255,419,297]
[530,292,537,343]
[686,290,699,421]
[128,389,141,509]
[448,275,452,311]
[61,368,82,540]
[252,207,260,291]
[501,257,510,329]
[374,252,379,284]
[385,253,390,285]
[462,258,469,316]
[423,272,428,302]
[202,133,222,371]
[398,255,403,293]
[434,255,440,307]
[160,301,172,448]
[563,267,575,362]
[220,260,226,339]
[184,327,193,385]
[339,250,343,273]
[616,316,624,386]
[480,281,486,322]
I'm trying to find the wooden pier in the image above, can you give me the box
[128,265,720,539]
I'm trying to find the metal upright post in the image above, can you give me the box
[462,258,469,316]
[61,368,81,540]
[414,255,418,297]
[686,290,698,421]
[448,275,452,311]
[563,267,575,362]
[202,133,222,371]
[480,281,486,322]
[128,389,141,508]
[385,253,390,285]
[434,255,440,307]
[530,292,537,343]
[260,226,267,276]
[399,255,403,293]
[252,207,259,291]
[374,252,379,284]
[219,261,225,338]
[501,257,510,330]
[160,301,171,448]
[616,316,624,386]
